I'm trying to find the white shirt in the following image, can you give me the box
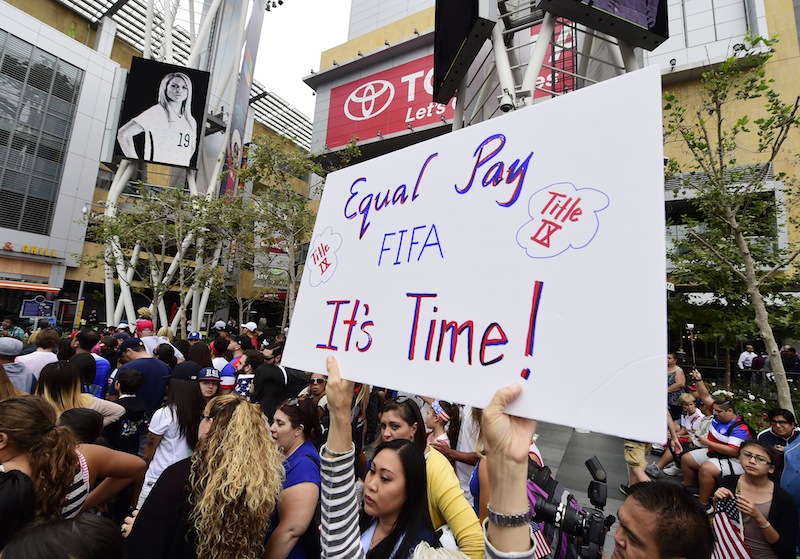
[455,405,479,505]
[738,350,757,369]
[144,405,192,485]
[15,350,57,379]
[211,357,228,371]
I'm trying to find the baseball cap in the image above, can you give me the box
[136,320,154,335]
[214,320,226,330]
[117,322,129,329]
[0,338,23,357]
[211,338,229,355]
[188,331,201,340]
[220,375,236,390]
[197,367,221,382]
[167,361,201,381]
[120,338,145,351]
[236,335,254,351]
[243,321,257,332]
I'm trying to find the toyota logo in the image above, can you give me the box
[344,80,395,121]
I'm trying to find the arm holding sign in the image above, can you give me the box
[483,384,538,557]
[319,357,362,559]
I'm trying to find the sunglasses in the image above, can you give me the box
[309,378,326,385]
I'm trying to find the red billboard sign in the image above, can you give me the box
[326,55,455,149]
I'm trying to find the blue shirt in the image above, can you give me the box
[118,358,170,412]
[91,354,111,398]
[265,440,321,559]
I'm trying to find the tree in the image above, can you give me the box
[207,194,265,329]
[83,185,219,337]
[239,135,359,329]
[664,33,800,410]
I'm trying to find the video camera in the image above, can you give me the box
[532,456,616,559]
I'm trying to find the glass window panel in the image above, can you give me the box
[27,176,56,199]
[42,114,68,138]
[0,32,82,235]
[53,61,82,103]
[33,156,59,179]
[26,50,55,94]
[0,75,21,125]
[1,36,31,83]
[47,96,72,119]
[20,196,53,234]
[0,189,23,230]
[1,169,29,194]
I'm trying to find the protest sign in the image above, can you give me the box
[284,66,666,442]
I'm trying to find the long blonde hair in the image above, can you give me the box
[34,361,86,415]
[189,395,284,559]
[0,395,78,520]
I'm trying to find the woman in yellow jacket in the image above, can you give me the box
[379,396,484,558]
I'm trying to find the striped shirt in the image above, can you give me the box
[319,444,537,559]
[62,450,90,519]
[320,444,363,559]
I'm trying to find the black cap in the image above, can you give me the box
[167,361,202,381]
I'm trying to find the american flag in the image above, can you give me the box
[530,521,553,559]
[712,497,751,559]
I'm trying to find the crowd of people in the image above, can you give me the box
[0,315,795,558]
[621,352,800,559]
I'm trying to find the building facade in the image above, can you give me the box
[0,0,313,329]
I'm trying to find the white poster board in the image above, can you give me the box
[285,66,667,442]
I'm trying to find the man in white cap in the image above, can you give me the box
[242,321,259,351]
[0,338,35,393]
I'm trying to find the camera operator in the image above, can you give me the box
[482,386,714,559]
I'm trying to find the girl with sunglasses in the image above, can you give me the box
[713,440,798,558]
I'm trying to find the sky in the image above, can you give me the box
[254,0,352,120]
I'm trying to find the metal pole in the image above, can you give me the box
[520,11,556,105]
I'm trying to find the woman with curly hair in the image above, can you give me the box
[123,394,284,559]
[0,395,146,522]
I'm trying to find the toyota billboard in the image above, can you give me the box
[326,55,455,150]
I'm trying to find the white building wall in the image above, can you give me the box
[0,1,118,282]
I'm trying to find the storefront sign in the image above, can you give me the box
[2,242,57,258]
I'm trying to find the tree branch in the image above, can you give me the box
[687,230,748,282]
[757,244,800,286]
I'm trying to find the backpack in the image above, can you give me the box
[707,419,754,459]
[297,453,322,557]
[526,459,582,559]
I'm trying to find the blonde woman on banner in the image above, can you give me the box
[117,72,197,167]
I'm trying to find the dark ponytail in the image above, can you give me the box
[439,401,461,451]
